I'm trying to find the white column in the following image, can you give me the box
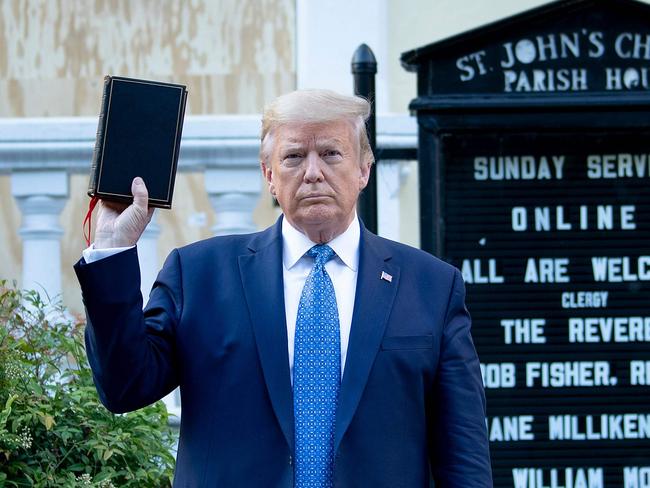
[376,160,401,241]
[205,167,260,236]
[11,171,69,301]
[296,0,389,109]
[376,160,413,242]
[138,213,160,303]
[376,115,418,243]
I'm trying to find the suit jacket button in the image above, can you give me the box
[288,455,293,465]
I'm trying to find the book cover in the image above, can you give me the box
[88,76,188,209]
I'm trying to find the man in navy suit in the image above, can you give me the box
[75,89,492,487]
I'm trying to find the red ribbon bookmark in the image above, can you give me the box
[83,196,100,247]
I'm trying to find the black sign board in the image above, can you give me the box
[402,1,650,487]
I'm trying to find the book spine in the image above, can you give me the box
[87,76,112,197]
[165,88,188,208]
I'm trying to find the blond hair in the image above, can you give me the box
[260,89,374,167]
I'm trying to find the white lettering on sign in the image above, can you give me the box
[474,155,564,180]
[561,291,609,309]
[568,317,650,343]
[456,29,605,86]
[504,68,588,92]
[587,154,650,178]
[461,259,504,284]
[450,30,650,92]
[525,361,615,387]
[512,205,636,231]
[512,467,603,488]
[624,467,650,488]
[524,258,570,283]
[631,361,650,386]
[549,414,650,440]
[591,256,650,282]
[605,67,650,90]
[501,319,547,344]
[588,32,605,58]
[480,363,516,388]
[456,50,488,81]
[487,416,535,442]
[501,33,584,68]
[614,33,650,60]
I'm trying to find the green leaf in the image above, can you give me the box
[39,414,55,431]
[0,395,17,427]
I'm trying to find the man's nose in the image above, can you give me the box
[303,152,324,182]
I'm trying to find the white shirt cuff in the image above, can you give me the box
[82,243,135,264]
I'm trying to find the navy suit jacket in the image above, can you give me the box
[74,218,492,487]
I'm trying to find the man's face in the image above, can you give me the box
[262,120,371,241]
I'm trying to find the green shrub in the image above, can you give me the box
[0,282,175,487]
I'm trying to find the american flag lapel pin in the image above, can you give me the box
[380,271,393,283]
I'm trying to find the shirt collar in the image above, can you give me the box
[282,215,360,272]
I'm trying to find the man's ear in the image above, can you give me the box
[261,160,276,196]
[358,159,372,190]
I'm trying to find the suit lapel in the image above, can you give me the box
[238,220,295,451]
[334,228,399,452]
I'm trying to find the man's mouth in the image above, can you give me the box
[300,193,332,200]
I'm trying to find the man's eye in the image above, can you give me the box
[323,150,342,159]
[283,154,303,165]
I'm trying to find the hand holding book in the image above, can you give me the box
[94,177,154,249]
[84,76,187,246]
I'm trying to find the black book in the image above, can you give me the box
[88,76,188,209]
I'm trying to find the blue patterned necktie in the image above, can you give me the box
[293,244,341,488]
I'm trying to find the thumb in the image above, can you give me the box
[132,176,149,210]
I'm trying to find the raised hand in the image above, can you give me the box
[94,177,155,249]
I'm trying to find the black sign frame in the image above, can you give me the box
[403,0,650,486]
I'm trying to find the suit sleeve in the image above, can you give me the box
[429,268,493,487]
[74,246,183,413]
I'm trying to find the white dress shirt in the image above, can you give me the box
[82,244,134,264]
[282,216,360,383]
[82,216,361,382]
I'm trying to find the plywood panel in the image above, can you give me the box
[0,0,295,116]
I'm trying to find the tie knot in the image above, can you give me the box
[307,244,335,267]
